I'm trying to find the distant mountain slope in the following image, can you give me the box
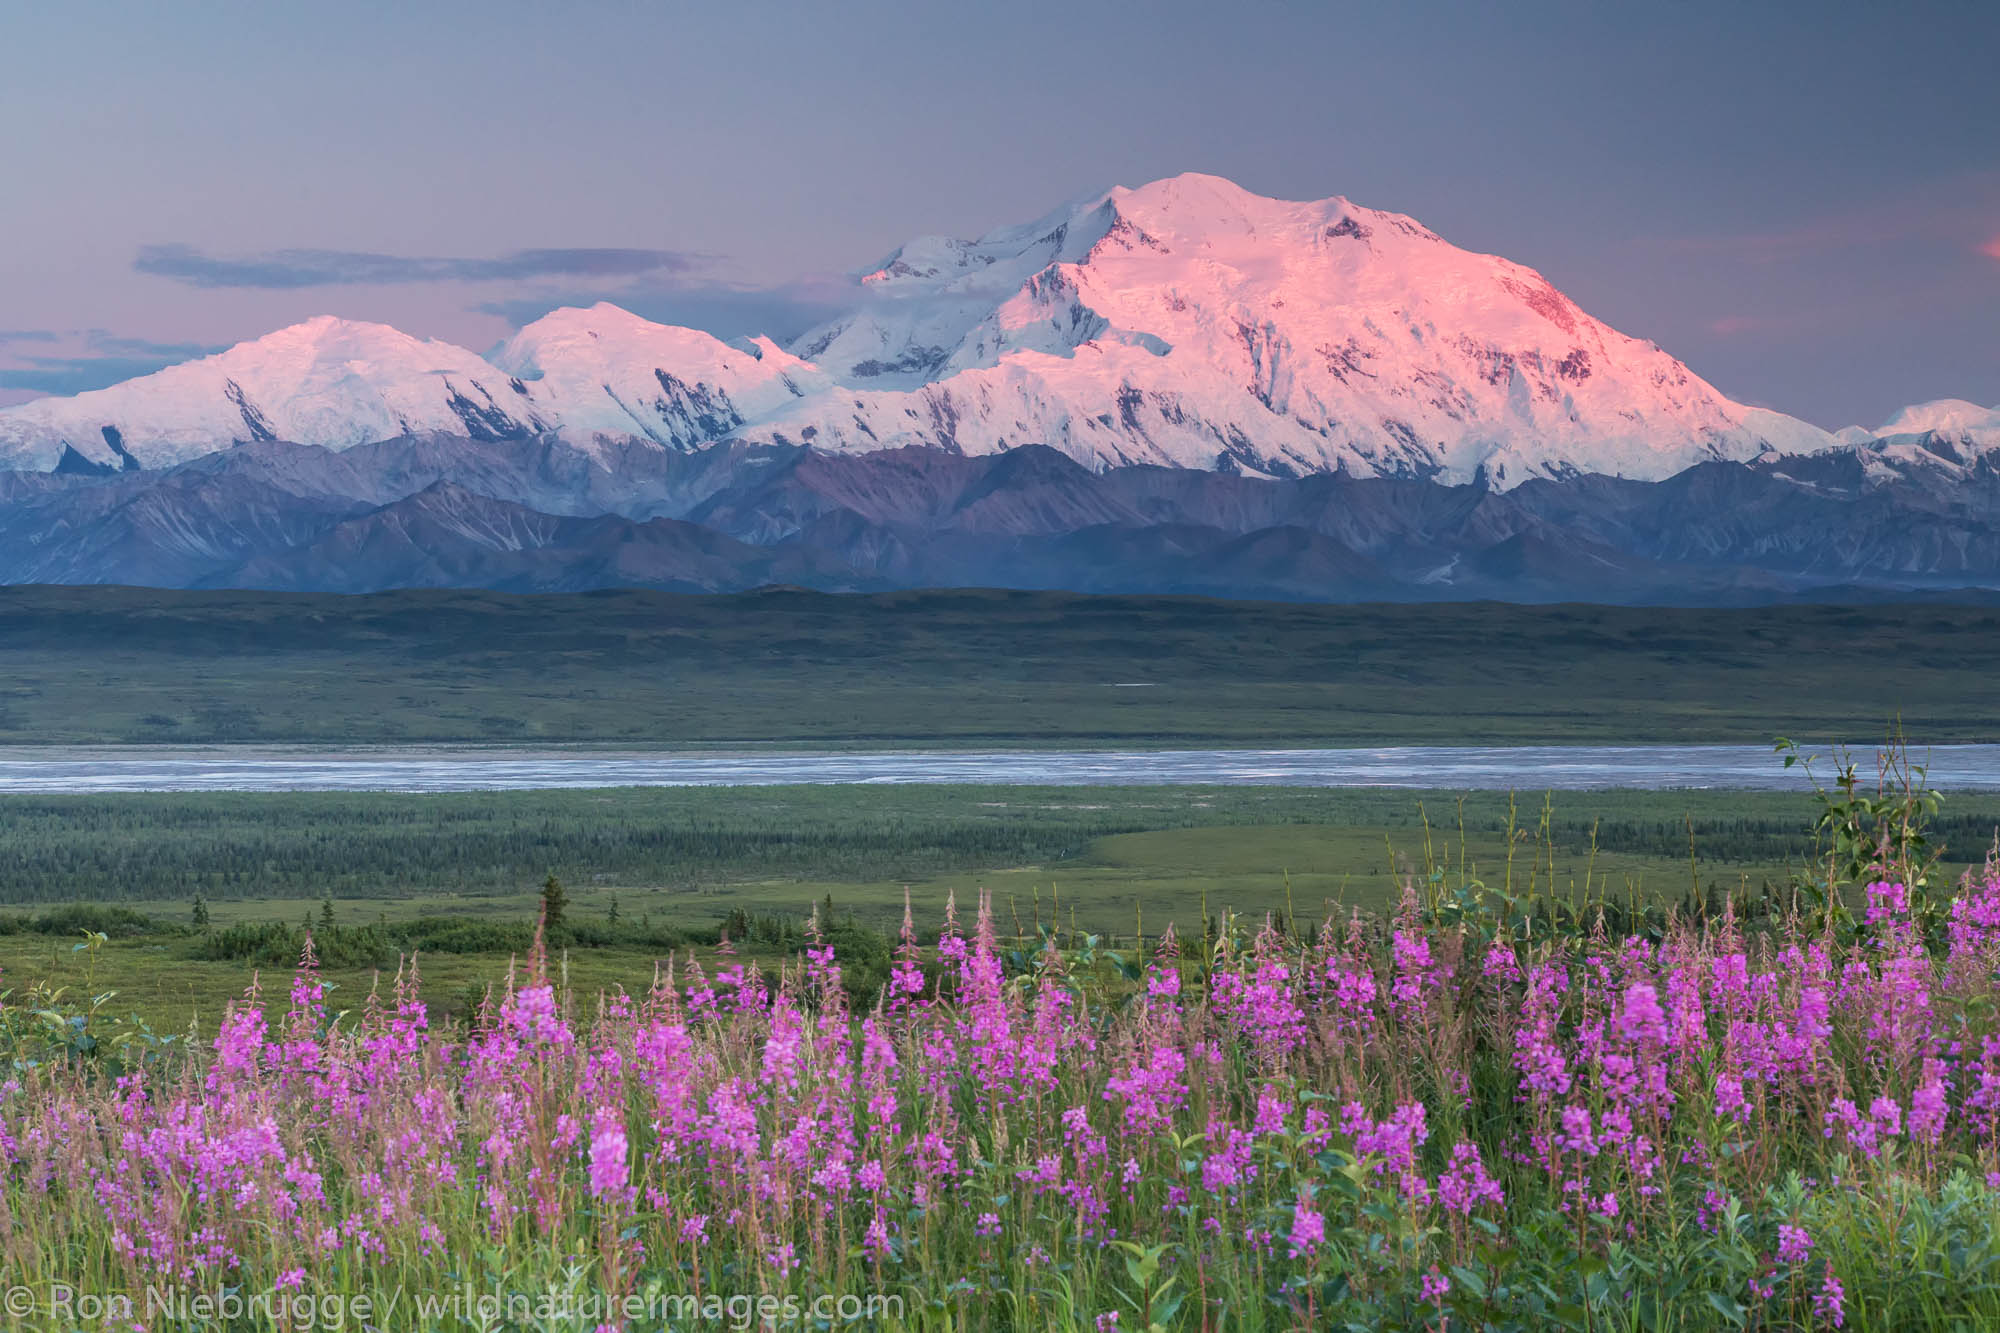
[487,304,827,453]
[5,434,2000,603]
[222,481,847,595]
[0,174,1838,485]
[0,317,549,471]
[764,173,1831,483]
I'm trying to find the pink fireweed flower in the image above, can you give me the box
[1971,1036,2000,1137]
[1815,1265,1846,1328]
[1286,1195,1326,1257]
[1351,1102,1429,1177]
[1146,928,1185,1001]
[935,892,967,967]
[1864,880,1910,928]
[1558,1104,1597,1157]
[1617,981,1668,1048]
[1436,1141,1504,1215]
[1105,1045,1189,1134]
[502,983,573,1049]
[1480,939,1523,986]
[1324,957,1380,1033]
[1664,963,1705,1051]
[1515,962,1573,1098]
[1910,1059,1950,1147]
[1823,1097,1902,1160]
[208,983,268,1090]
[1713,1072,1751,1124]
[1221,929,1309,1057]
[1200,1129,1256,1196]
[586,1108,630,1204]
[863,1211,893,1259]
[1776,1224,1813,1265]
[1948,870,2000,959]
[1390,925,1441,1018]
[1696,1188,1733,1234]
[804,942,843,1001]
[1782,987,1833,1072]
[1252,1086,1292,1136]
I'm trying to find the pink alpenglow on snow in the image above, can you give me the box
[0,176,1843,487]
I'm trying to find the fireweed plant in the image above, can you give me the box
[2,758,2000,1330]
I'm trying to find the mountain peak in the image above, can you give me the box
[494,304,719,378]
[1110,171,1334,225]
[512,301,664,335]
[488,304,824,453]
[774,174,1831,481]
[240,314,447,355]
[0,313,546,469]
[0,173,1874,485]
[1879,399,2000,438]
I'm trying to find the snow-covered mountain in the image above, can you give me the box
[0,316,552,472]
[1817,399,2000,483]
[0,171,1916,486]
[762,173,1833,483]
[1870,400,2000,462]
[489,304,828,455]
[0,306,825,475]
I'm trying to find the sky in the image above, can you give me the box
[1,0,1995,429]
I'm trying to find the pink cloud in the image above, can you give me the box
[1981,234,2000,261]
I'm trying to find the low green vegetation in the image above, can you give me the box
[3,585,2000,744]
[6,777,2000,1031]
[12,783,2000,908]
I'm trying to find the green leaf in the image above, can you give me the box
[1704,1292,1747,1327]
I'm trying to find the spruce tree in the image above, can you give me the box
[540,873,568,932]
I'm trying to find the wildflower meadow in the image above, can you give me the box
[4,763,2000,1331]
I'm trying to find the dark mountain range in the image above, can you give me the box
[6,432,2000,604]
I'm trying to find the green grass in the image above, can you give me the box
[7,781,2000,1030]
[5,585,2000,745]
[6,783,1999,910]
